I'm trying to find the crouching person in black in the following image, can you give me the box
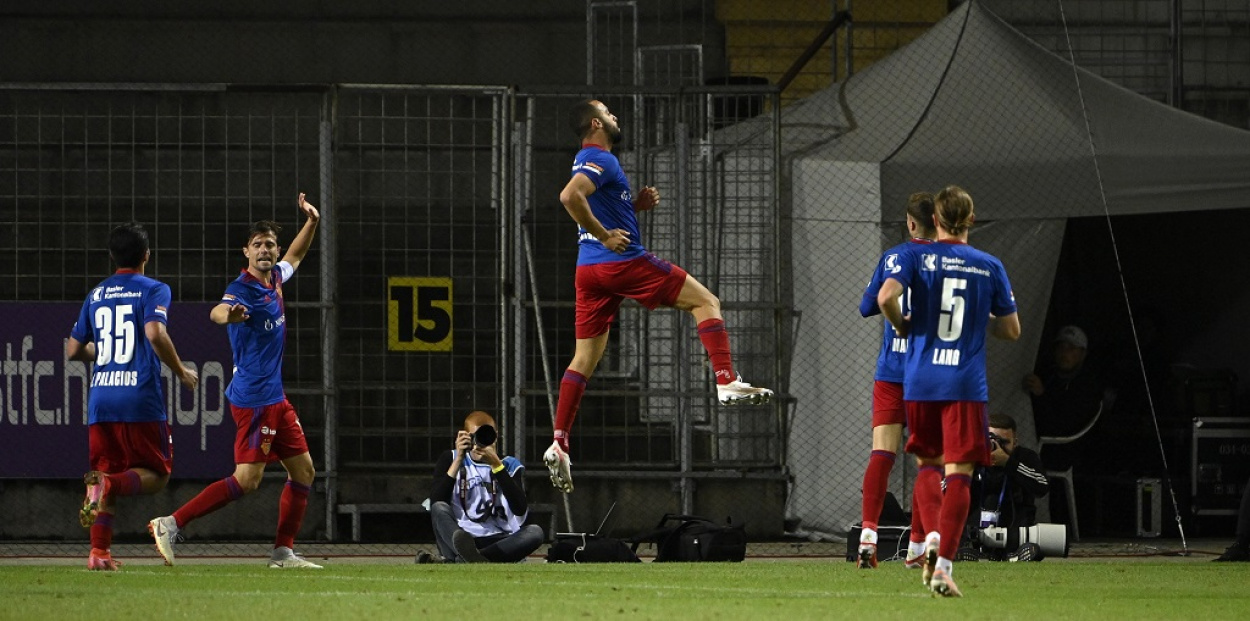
[973,413,1051,561]
[428,410,543,563]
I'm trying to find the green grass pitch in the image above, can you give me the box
[3,559,1248,620]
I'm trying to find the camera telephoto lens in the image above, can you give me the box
[473,424,497,447]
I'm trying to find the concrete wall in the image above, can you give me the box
[0,1,586,85]
[0,0,727,87]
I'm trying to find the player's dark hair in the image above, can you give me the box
[988,413,1017,431]
[906,192,936,235]
[108,222,149,268]
[935,185,975,235]
[246,220,282,244]
[569,99,600,139]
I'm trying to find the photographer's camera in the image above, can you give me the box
[472,424,497,448]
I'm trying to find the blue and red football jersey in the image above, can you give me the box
[570,145,646,266]
[220,262,294,408]
[860,239,932,383]
[886,240,1016,402]
[70,270,173,424]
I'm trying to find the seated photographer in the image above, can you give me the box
[428,410,543,563]
[973,413,1051,561]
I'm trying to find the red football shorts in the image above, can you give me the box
[904,400,991,465]
[230,399,309,464]
[88,421,173,476]
[574,253,688,339]
[871,380,906,427]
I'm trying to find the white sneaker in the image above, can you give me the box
[716,376,773,405]
[268,546,323,569]
[543,441,574,493]
[147,516,179,566]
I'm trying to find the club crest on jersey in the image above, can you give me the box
[885,254,901,273]
[921,254,938,271]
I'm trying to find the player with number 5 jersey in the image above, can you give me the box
[67,222,200,571]
[878,185,1020,597]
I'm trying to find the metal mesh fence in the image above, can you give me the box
[2,0,1248,562]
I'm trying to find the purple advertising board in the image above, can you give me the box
[0,302,236,478]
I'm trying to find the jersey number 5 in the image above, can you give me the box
[94,304,137,365]
[938,278,967,342]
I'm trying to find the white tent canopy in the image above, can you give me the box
[750,0,1250,533]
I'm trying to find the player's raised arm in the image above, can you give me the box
[281,192,321,271]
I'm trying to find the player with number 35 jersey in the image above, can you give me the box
[67,222,199,571]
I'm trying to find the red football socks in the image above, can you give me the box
[106,470,142,497]
[90,511,114,551]
[173,475,244,528]
[915,465,944,539]
[275,480,311,550]
[553,369,587,451]
[697,318,735,385]
[860,450,896,532]
[939,473,973,560]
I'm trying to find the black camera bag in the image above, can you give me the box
[632,514,746,562]
[545,533,640,563]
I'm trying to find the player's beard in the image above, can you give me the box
[606,123,624,148]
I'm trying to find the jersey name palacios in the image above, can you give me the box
[70,270,172,424]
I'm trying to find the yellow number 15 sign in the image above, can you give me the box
[387,277,453,351]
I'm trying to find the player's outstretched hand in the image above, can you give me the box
[634,186,660,212]
[601,228,631,253]
[227,303,250,323]
[297,192,321,223]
